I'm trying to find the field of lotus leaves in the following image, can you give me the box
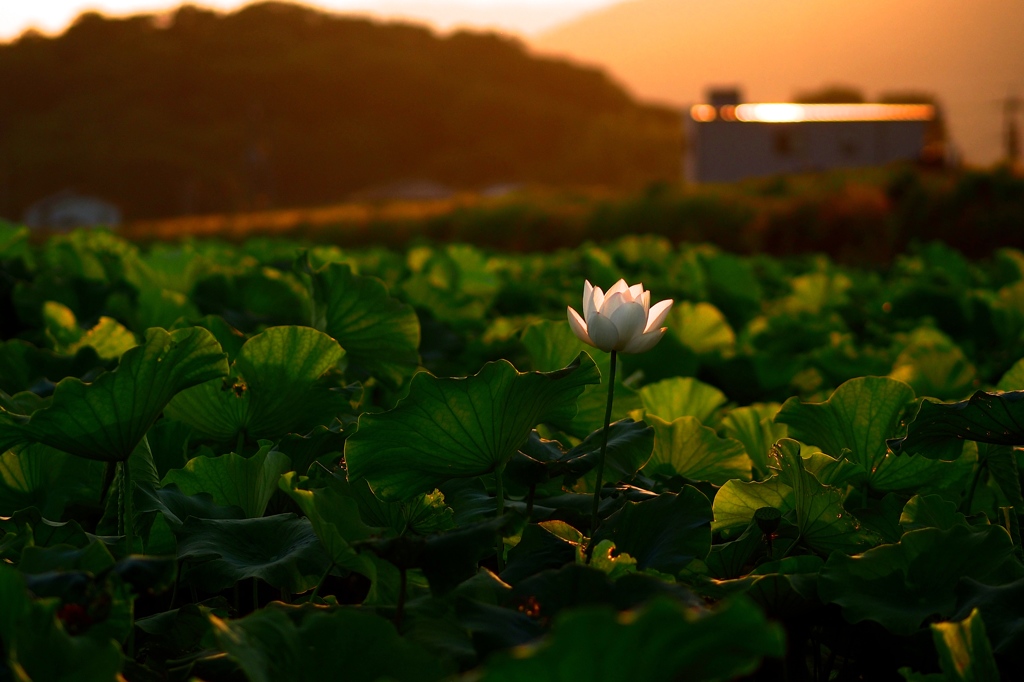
[1,223,1022,681]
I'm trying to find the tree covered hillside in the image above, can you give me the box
[0,2,682,221]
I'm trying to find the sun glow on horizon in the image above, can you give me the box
[691,102,936,124]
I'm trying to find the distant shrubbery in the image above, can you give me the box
[260,165,1022,264]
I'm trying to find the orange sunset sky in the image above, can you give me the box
[3,0,1022,165]
[2,1,611,37]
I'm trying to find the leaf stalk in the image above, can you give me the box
[495,465,506,572]
[119,459,135,554]
[963,459,987,514]
[588,350,617,555]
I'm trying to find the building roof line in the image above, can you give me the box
[690,102,935,123]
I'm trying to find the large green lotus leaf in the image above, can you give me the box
[324,467,455,537]
[900,494,968,532]
[165,326,344,443]
[18,539,117,575]
[162,442,291,518]
[704,522,769,580]
[41,301,86,349]
[191,266,310,332]
[132,285,201,332]
[818,524,1017,635]
[401,244,500,325]
[713,555,823,616]
[0,327,228,462]
[0,508,92,554]
[210,605,444,682]
[699,250,763,329]
[846,492,905,544]
[501,522,579,585]
[346,352,600,501]
[273,423,348,477]
[0,443,104,518]
[279,471,401,605]
[953,577,1024,658]
[0,391,47,417]
[135,484,246,531]
[480,596,783,682]
[667,300,736,355]
[0,340,107,395]
[996,358,1024,391]
[144,418,194,478]
[800,450,866,488]
[777,377,959,491]
[889,328,977,402]
[455,595,546,659]
[42,300,136,361]
[0,563,123,682]
[134,602,220,665]
[307,261,421,387]
[564,419,654,493]
[721,402,786,477]
[643,415,752,485]
[17,562,135,654]
[38,229,143,285]
[92,436,160,543]
[176,513,331,593]
[980,443,1024,510]
[637,377,728,425]
[520,321,639,437]
[930,608,1001,682]
[772,439,878,555]
[712,476,794,537]
[587,539,639,579]
[0,221,29,257]
[889,391,1024,460]
[185,314,247,361]
[357,513,525,596]
[783,271,853,314]
[591,488,713,574]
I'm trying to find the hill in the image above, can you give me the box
[0,2,681,221]
[533,0,1024,166]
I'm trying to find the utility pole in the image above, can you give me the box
[1003,93,1021,168]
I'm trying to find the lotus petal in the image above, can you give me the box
[622,328,666,354]
[587,312,620,352]
[644,299,674,333]
[609,301,647,348]
[567,307,593,346]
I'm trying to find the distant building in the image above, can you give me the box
[685,88,935,183]
[23,190,121,230]
[355,180,455,202]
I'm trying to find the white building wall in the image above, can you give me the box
[688,119,929,183]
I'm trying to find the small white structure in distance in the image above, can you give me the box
[685,89,935,183]
[23,190,121,230]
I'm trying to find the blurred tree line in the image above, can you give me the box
[0,2,682,221]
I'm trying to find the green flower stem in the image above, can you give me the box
[119,459,135,554]
[396,567,408,631]
[589,350,617,539]
[495,465,506,573]
[308,562,334,603]
[963,459,987,514]
[236,429,246,456]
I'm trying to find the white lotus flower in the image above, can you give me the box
[567,279,673,354]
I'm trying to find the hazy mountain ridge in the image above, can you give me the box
[0,1,680,221]
[533,0,1024,164]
